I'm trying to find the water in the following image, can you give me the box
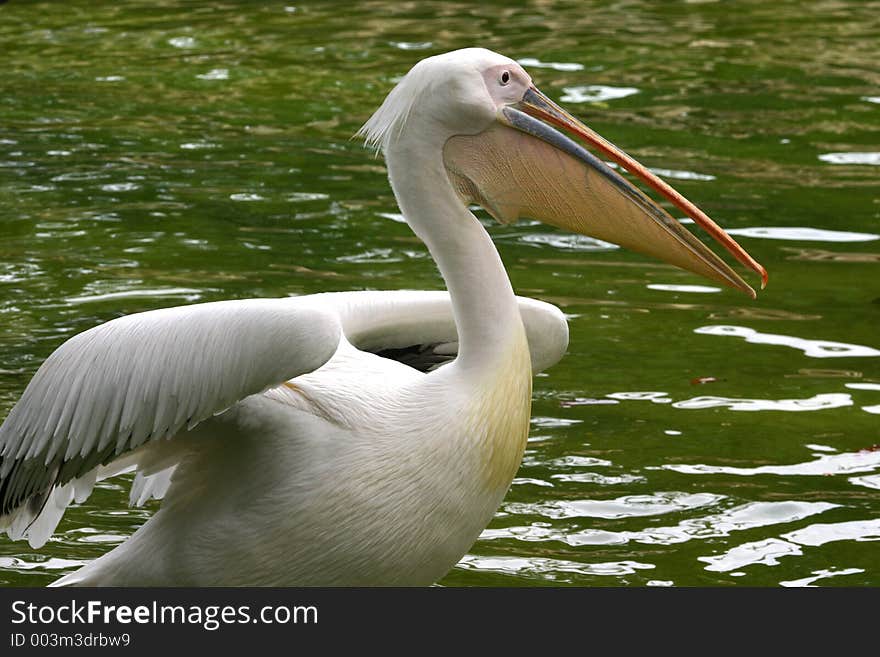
[1,0,878,586]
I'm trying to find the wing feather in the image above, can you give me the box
[0,290,565,549]
[0,298,340,546]
[310,290,568,373]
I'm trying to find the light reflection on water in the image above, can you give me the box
[519,233,618,251]
[483,501,839,549]
[505,492,723,520]
[695,325,880,358]
[700,538,804,573]
[516,57,585,72]
[661,448,880,476]
[780,568,865,588]
[647,284,721,293]
[603,390,858,412]
[559,85,640,103]
[818,152,880,166]
[783,519,880,547]
[65,287,204,305]
[456,555,655,583]
[724,227,879,242]
[0,557,87,574]
[703,519,880,577]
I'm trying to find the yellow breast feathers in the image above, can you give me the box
[468,333,533,493]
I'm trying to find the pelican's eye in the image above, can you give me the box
[500,70,510,86]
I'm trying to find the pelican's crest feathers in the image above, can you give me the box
[357,67,426,154]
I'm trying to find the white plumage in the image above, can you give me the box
[0,48,762,586]
[0,291,565,585]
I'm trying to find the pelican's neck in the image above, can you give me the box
[385,140,524,370]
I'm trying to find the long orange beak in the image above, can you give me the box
[515,86,768,293]
[443,84,767,297]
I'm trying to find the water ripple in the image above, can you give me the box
[700,537,802,572]
[337,248,405,264]
[531,416,582,428]
[647,284,721,293]
[607,391,671,403]
[695,325,880,358]
[818,152,880,166]
[547,455,612,468]
[782,518,880,546]
[457,555,654,582]
[780,568,865,587]
[631,501,837,546]
[520,233,618,251]
[167,36,196,48]
[845,383,880,391]
[180,141,220,150]
[725,226,879,242]
[288,192,330,202]
[662,448,880,477]
[66,287,203,305]
[506,492,722,520]
[549,472,646,485]
[560,85,639,103]
[100,182,140,192]
[648,167,715,181]
[486,501,837,549]
[704,519,880,579]
[389,41,432,50]
[606,389,853,412]
[517,57,584,72]
[849,474,880,490]
[196,69,230,81]
[671,393,852,412]
[0,556,86,572]
[230,193,266,202]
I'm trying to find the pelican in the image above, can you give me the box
[0,48,765,586]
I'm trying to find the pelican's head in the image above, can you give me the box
[360,48,766,296]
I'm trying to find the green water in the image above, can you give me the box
[1,0,878,587]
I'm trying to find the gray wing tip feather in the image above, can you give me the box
[0,297,343,547]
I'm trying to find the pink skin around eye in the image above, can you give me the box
[481,63,531,107]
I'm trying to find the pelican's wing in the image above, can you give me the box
[311,290,569,373]
[0,298,340,547]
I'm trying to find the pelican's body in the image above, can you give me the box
[43,293,549,586]
[0,49,764,586]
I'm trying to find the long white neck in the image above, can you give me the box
[385,139,524,371]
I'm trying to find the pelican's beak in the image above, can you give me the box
[443,86,767,297]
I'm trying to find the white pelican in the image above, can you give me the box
[0,48,765,586]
